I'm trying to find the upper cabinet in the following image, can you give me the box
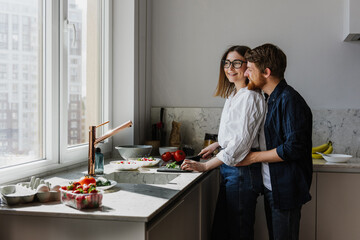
[344,0,360,41]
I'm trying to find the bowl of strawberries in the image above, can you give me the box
[59,176,103,210]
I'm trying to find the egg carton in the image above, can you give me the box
[0,176,61,206]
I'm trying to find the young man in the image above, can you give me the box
[236,43,313,240]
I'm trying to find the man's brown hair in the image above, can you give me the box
[245,43,287,80]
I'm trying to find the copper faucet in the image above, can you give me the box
[88,120,133,176]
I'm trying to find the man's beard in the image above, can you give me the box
[247,80,259,90]
[247,78,265,91]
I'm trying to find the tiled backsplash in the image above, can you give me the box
[151,108,360,158]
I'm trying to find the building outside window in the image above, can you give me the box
[0,0,107,173]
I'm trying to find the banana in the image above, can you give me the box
[312,153,323,159]
[312,141,332,154]
[323,142,333,154]
[312,142,333,159]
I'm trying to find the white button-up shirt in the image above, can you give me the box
[216,87,266,166]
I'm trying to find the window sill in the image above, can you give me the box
[0,151,111,185]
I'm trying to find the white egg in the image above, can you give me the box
[51,185,61,192]
[36,184,50,193]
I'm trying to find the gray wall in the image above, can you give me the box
[150,0,360,109]
[112,0,135,146]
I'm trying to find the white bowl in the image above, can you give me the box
[115,145,152,160]
[159,146,178,155]
[322,154,352,163]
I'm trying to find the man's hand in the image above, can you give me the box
[235,149,284,166]
[199,142,220,159]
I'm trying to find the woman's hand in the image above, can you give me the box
[181,159,207,172]
[199,142,220,159]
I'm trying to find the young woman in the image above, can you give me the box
[181,45,266,240]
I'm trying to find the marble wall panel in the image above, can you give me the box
[312,109,360,158]
[151,108,360,158]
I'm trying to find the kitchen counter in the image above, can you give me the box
[2,157,360,240]
[2,157,360,217]
[313,157,360,173]
[0,161,207,222]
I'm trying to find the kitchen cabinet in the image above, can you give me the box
[199,168,220,240]
[146,169,219,240]
[0,214,145,240]
[254,173,316,240]
[300,173,316,240]
[146,183,200,240]
[317,172,360,240]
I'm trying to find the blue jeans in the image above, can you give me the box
[263,187,302,240]
[211,163,263,240]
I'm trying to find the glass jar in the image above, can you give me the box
[95,147,104,175]
[203,133,218,149]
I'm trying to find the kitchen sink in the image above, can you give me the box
[105,171,180,185]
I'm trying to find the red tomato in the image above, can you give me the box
[174,150,186,162]
[79,176,96,186]
[161,152,173,162]
[170,152,175,160]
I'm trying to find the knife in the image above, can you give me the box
[186,155,202,162]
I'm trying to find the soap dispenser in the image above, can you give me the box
[95,147,104,175]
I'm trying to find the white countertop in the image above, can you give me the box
[313,157,360,173]
[0,161,206,222]
[2,157,360,223]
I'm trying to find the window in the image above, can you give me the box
[63,0,102,149]
[0,0,111,183]
[0,0,42,168]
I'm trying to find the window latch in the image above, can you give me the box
[64,19,77,47]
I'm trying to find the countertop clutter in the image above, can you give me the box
[1,158,360,213]
[0,160,204,222]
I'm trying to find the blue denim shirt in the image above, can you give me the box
[265,80,313,209]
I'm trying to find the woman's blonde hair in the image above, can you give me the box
[214,45,250,98]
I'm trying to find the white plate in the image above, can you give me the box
[130,158,161,167]
[96,180,117,190]
[322,154,352,163]
[110,160,140,171]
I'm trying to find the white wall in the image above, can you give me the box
[150,0,360,109]
[112,0,135,147]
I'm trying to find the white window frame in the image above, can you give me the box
[59,0,112,164]
[0,0,112,184]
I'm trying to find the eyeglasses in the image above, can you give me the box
[222,59,247,69]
